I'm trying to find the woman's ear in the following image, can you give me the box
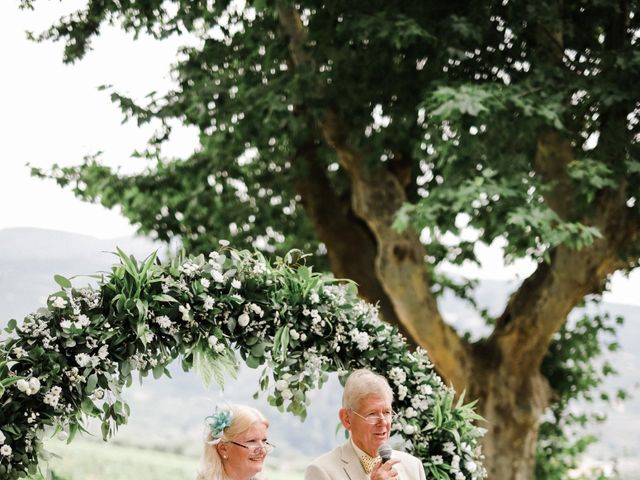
[339,408,351,431]
[216,441,229,459]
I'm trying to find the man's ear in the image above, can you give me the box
[339,408,351,431]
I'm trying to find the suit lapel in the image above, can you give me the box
[340,440,367,480]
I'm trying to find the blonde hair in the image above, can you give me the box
[342,369,394,410]
[195,404,269,480]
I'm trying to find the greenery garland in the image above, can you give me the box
[0,248,486,480]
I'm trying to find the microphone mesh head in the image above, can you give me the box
[378,443,392,462]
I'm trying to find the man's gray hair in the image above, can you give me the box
[342,368,394,410]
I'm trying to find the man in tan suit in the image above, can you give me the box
[305,369,427,480]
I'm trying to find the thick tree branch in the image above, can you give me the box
[277,4,471,389]
[293,141,415,343]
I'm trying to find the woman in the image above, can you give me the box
[196,403,274,480]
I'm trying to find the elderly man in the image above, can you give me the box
[305,369,426,480]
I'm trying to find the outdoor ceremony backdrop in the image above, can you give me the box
[1,2,640,480]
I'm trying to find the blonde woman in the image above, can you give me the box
[197,404,274,480]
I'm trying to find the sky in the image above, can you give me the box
[1,2,639,306]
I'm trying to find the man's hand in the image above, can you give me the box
[370,459,400,480]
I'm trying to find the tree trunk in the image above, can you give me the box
[469,344,552,480]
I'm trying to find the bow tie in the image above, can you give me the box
[360,453,381,474]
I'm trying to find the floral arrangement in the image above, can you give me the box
[0,247,486,479]
[205,406,234,442]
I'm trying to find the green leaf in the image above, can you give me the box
[54,274,72,289]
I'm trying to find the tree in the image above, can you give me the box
[25,0,639,478]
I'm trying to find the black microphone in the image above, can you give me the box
[378,443,392,463]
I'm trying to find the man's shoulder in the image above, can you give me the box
[308,444,343,465]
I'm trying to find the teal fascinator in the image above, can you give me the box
[205,405,234,443]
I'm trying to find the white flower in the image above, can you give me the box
[281,389,293,400]
[443,442,456,455]
[309,292,320,304]
[451,455,461,470]
[0,430,6,444]
[76,314,90,328]
[464,460,477,473]
[411,395,429,411]
[179,304,191,321]
[218,239,230,246]
[249,303,263,317]
[28,377,41,394]
[43,386,63,408]
[289,329,300,340]
[75,353,92,367]
[300,333,307,341]
[16,379,29,393]
[98,345,109,360]
[12,346,26,359]
[211,270,225,283]
[403,424,416,435]
[275,379,289,391]
[204,295,215,311]
[214,343,226,354]
[208,335,219,347]
[432,455,443,465]
[349,329,370,351]
[0,445,12,456]
[397,385,408,401]
[60,320,72,330]
[238,313,250,327]
[455,472,465,480]
[156,315,172,329]
[201,278,211,289]
[231,279,241,289]
[389,367,406,385]
[404,407,418,419]
[419,384,433,395]
[51,296,67,309]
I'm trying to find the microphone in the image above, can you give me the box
[378,443,392,463]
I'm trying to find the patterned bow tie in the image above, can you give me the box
[360,453,381,474]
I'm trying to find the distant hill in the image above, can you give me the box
[1,227,638,475]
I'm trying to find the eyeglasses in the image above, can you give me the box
[350,409,395,424]
[229,440,275,454]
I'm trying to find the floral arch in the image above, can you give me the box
[0,248,485,479]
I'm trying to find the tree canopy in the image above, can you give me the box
[25,0,639,478]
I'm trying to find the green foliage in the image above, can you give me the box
[0,249,486,479]
[537,311,627,479]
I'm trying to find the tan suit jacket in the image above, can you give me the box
[305,441,427,480]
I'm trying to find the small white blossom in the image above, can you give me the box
[443,442,456,455]
[156,315,172,329]
[419,384,433,395]
[432,455,443,465]
[76,314,90,328]
[60,320,72,330]
[200,278,210,289]
[0,445,12,456]
[349,329,370,351]
[397,385,408,401]
[281,388,293,400]
[290,329,300,340]
[98,345,109,360]
[179,304,191,321]
[204,295,215,311]
[211,270,225,283]
[51,296,67,309]
[464,460,477,473]
[309,292,320,304]
[43,386,63,408]
[455,472,465,480]
[75,353,92,367]
[404,407,418,419]
[214,343,226,354]
[12,346,26,359]
[389,367,407,385]
[231,279,241,289]
[403,424,416,435]
[249,303,264,317]
[0,430,6,444]
[238,313,250,327]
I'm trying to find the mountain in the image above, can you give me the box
[1,227,638,475]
